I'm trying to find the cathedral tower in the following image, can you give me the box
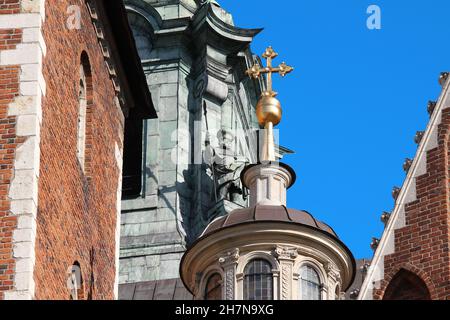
[119,0,268,289]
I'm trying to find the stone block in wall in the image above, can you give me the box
[146,118,159,136]
[159,97,178,121]
[159,121,178,149]
[160,149,177,171]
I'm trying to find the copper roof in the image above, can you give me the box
[202,205,338,238]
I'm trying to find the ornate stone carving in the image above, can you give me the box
[392,186,400,201]
[439,72,449,87]
[427,100,437,116]
[414,131,425,145]
[325,262,340,282]
[281,264,291,300]
[219,248,239,266]
[370,237,380,251]
[349,289,360,300]
[224,267,235,300]
[205,131,249,205]
[273,246,298,260]
[380,211,391,226]
[360,261,371,274]
[403,158,413,173]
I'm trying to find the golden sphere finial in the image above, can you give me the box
[256,95,282,127]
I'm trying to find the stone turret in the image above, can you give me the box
[120,0,265,286]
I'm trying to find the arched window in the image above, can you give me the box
[299,265,321,300]
[68,261,85,300]
[204,273,222,300]
[243,259,273,300]
[78,52,92,172]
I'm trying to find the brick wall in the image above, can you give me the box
[0,0,20,15]
[0,0,124,300]
[373,107,450,300]
[33,0,124,300]
[0,65,21,300]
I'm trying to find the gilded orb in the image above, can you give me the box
[256,95,282,126]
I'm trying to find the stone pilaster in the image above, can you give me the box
[219,248,239,300]
[273,246,298,300]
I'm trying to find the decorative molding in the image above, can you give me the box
[223,267,234,300]
[325,262,341,282]
[85,0,126,111]
[280,263,291,300]
[218,248,239,267]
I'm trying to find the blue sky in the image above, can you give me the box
[220,0,450,258]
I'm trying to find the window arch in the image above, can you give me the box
[299,265,322,300]
[204,273,222,300]
[127,11,154,60]
[243,259,273,300]
[383,269,431,300]
[78,52,93,172]
[68,261,85,300]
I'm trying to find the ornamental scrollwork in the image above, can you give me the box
[272,246,298,260]
[219,248,239,266]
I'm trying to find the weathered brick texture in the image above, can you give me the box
[33,1,124,299]
[0,0,124,300]
[0,29,22,50]
[0,65,21,300]
[374,108,450,300]
[0,0,20,14]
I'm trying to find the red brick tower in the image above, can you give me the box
[0,0,155,299]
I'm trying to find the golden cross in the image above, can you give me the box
[246,46,294,96]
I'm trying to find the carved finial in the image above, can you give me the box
[246,46,294,162]
[403,158,413,173]
[414,131,425,145]
[349,289,360,300]
[427,101,437,116]
[380,211,391,226]
[439,72,449,87]
[360,261,370,274]
[370,238,380,251]
[392,186,401,201]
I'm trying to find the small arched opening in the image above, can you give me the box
[383,269,431,300]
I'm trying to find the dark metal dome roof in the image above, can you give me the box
[202,205,338,238]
